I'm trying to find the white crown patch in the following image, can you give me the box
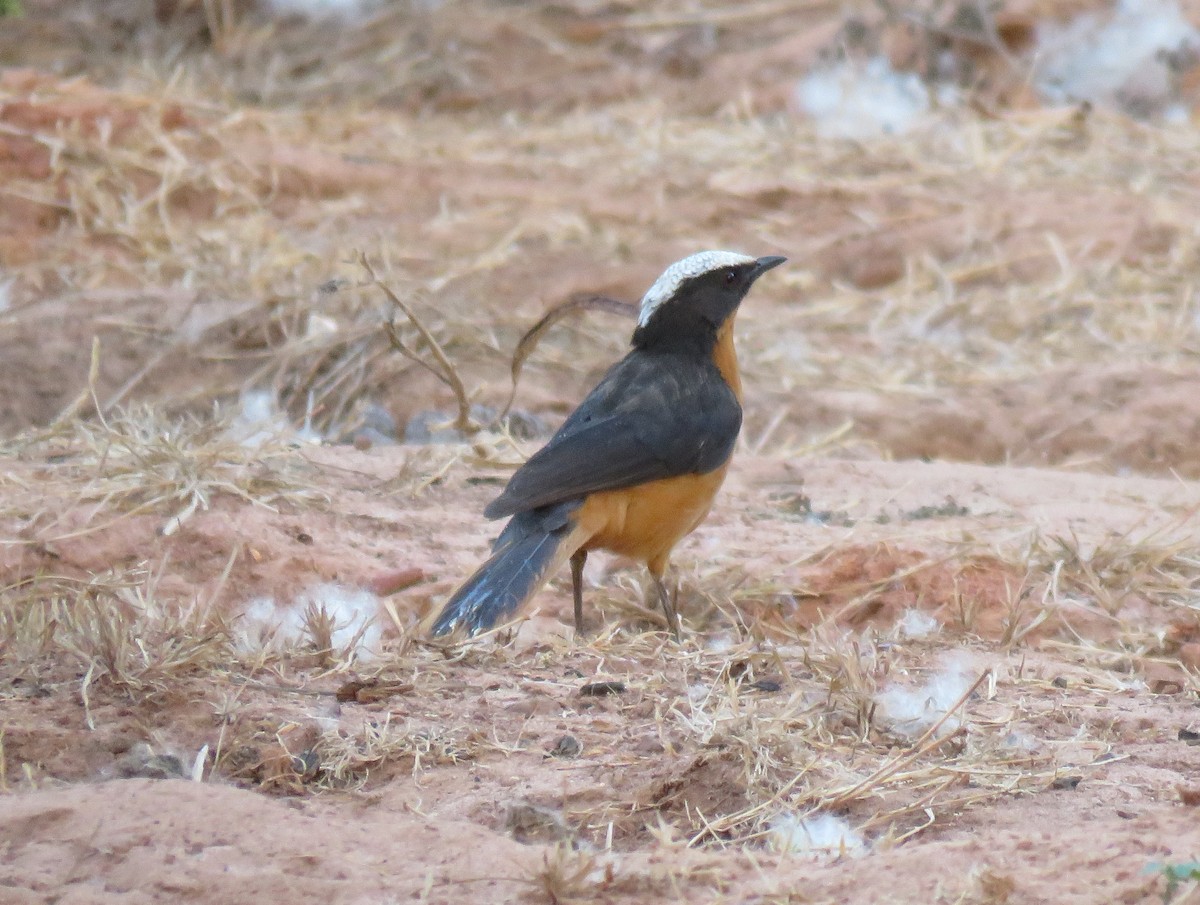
[638,251,756,326]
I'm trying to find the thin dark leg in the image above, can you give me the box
[570,549,588,635]
[651,573,681,642]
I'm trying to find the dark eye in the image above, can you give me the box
[724,269,738,285]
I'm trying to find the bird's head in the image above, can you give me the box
[632,251,786,350]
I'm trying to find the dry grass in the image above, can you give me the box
[2,404,322,540]
[1031,527,1200,617]
[0,565,232,693]
[555,623,1064,853]
[314,715,478,787]
[1003,527,1200,677]
[527,843,607,905]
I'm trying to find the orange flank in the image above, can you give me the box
[576,465,731,578]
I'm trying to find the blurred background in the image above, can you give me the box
[2,0,1200,474]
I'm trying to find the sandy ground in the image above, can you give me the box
[5,449,1200,904]
[5,1,1200,903]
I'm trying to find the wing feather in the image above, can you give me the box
[485,352,740,519]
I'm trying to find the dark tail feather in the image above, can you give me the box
[430,521,578,637]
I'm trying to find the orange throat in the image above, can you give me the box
[712,315,742,402]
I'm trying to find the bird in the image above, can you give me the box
[430,250,786,640]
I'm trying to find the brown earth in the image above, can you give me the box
[5,1,1200,904]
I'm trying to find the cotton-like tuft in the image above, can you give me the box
[875,657,973,740]
[1036,0,1199,119]
[769,813,867,860]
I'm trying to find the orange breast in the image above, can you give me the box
[576,458,730,575]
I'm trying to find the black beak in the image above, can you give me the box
[751,255,787,279]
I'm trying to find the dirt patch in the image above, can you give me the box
[800,363,1200,477]
[4,444,1200,902]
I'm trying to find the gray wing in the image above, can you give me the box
[484,352,741,519]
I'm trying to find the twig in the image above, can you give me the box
[358,252,476,435]
[615,0,837,31]
[50,336,102,428]
[501,292,636,421]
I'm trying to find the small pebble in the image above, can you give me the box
[579,680,626,697]
[548,735,582,758]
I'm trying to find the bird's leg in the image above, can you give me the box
[651,572,681,642]
[570,549,588,635]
